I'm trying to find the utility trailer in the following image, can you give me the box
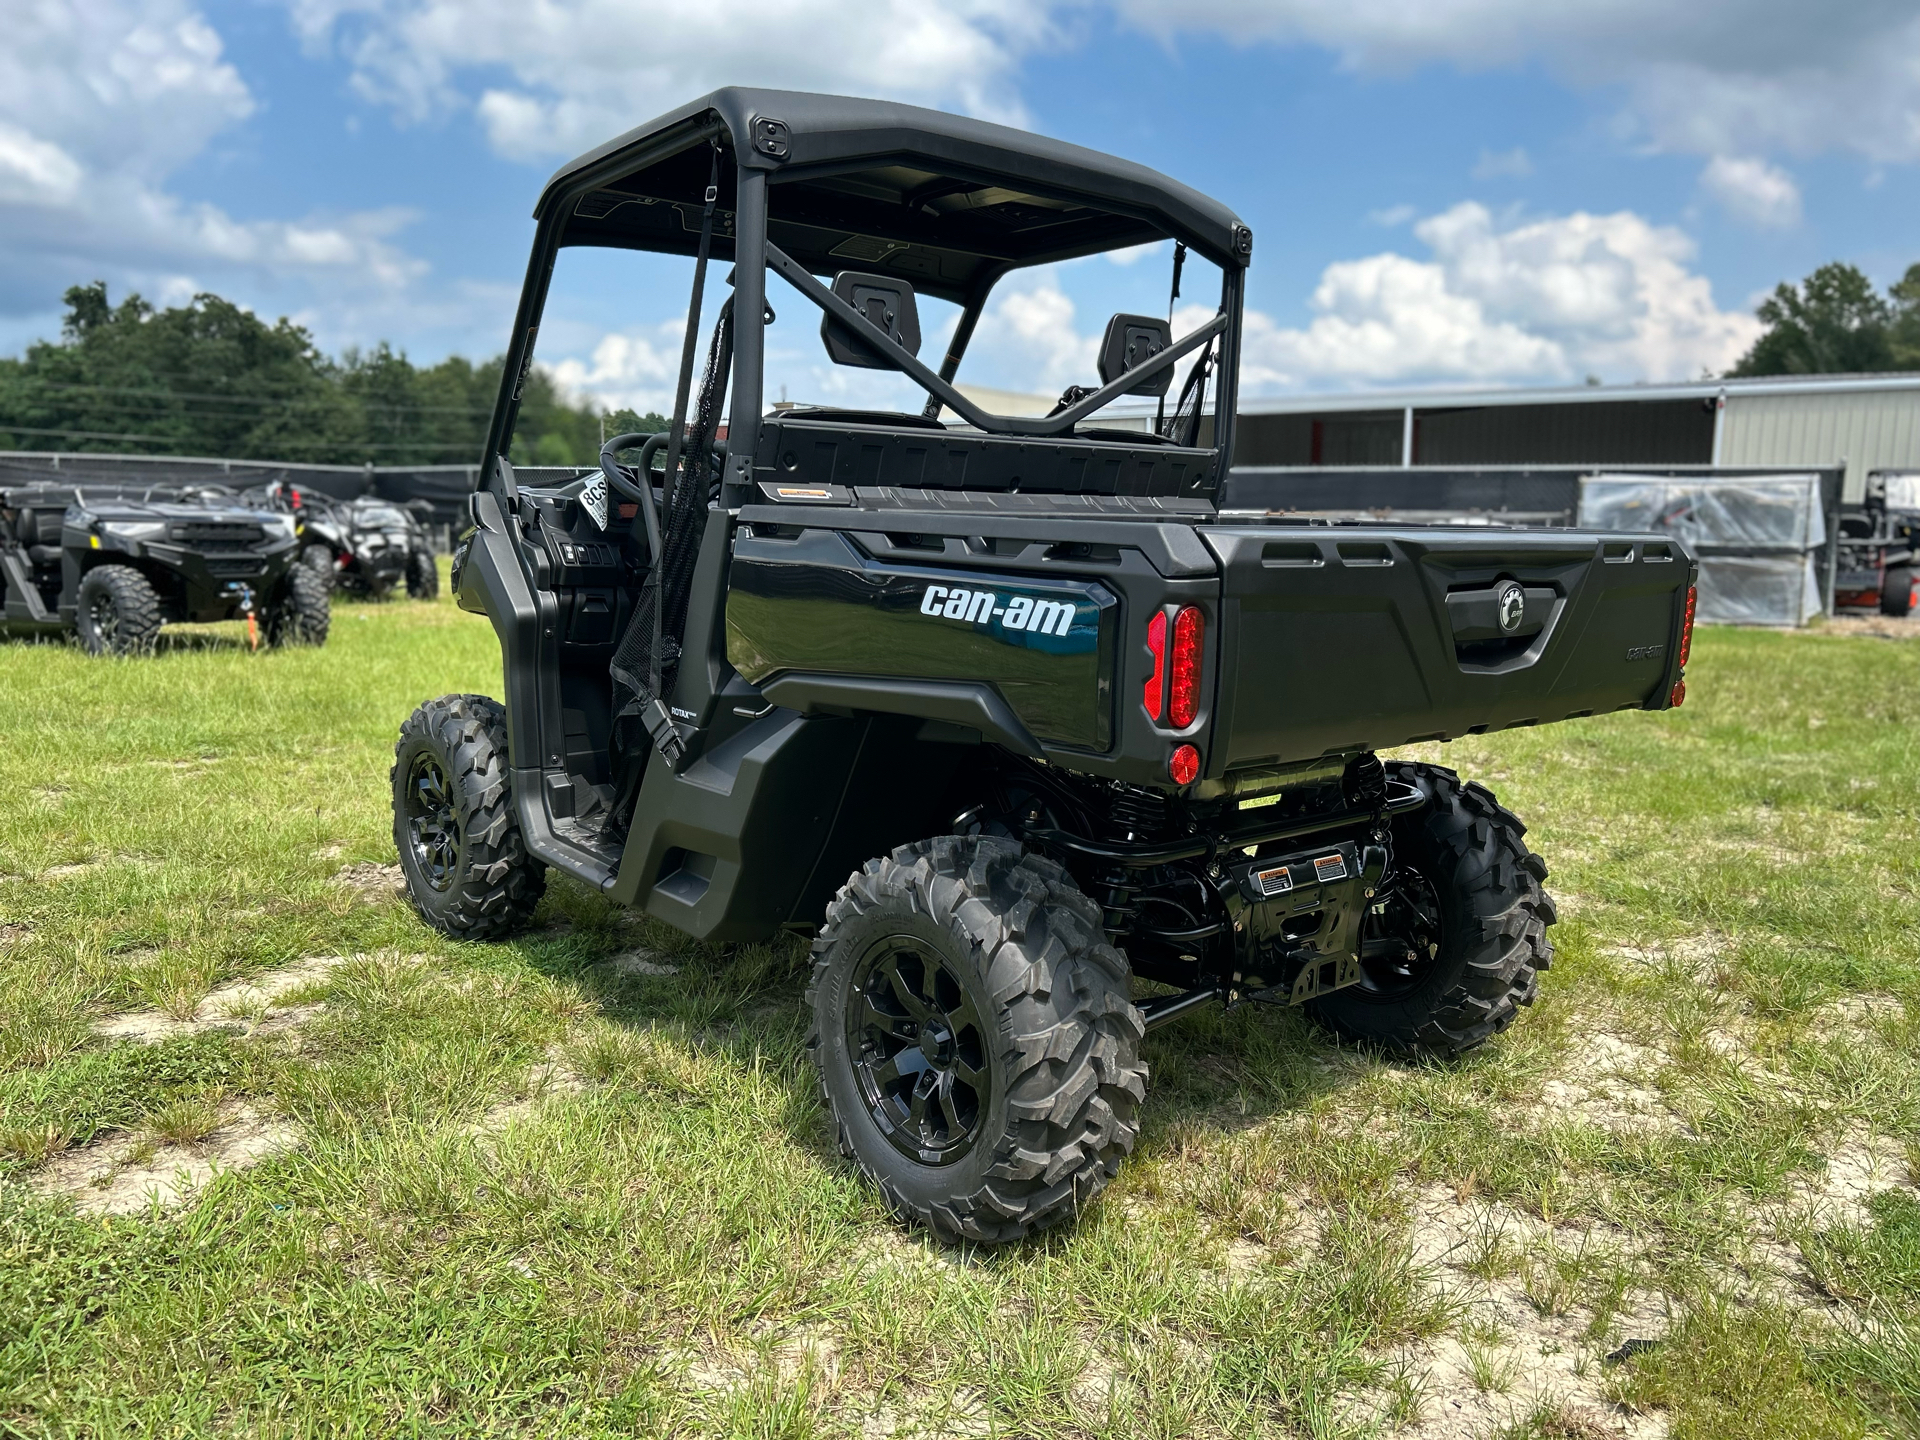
[394,90,1698,1243]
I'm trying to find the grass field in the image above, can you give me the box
[1,580,1917,1439]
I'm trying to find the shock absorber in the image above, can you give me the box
[1108,783,1169,841]
[1093,783,1170,940]
[1093,865,1142,942]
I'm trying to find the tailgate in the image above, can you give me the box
[1201,526,1696,769]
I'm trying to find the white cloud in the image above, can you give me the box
[287,0,1054,161]
[939,203,1754,395]
[1699,154,1803,228]
[1107,0,1920,163]
[546,318,689,416]
[275,0,1920,177]
[1472,146,1532,179]
[0,0,430,352]
[0,124,85,206]
[1369,204,1417,227]
[963,272,1102,400]
[1232,202,1760,390]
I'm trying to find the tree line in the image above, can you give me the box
[1,261,1915,467]
[1730,262,1920,377]
[0,283,664,468]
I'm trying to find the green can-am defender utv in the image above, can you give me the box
[394,90,1699,1244]
[1,483,330,655]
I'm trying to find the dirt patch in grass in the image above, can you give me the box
[1598,933,1723,975]
[94,955,345,1042]
[0,922,31,945]
[331,860,403,902]
[1531,1030,1684,1137]
[1387,1183,1669,1438]
[1808,994,1906,1044]
[464,1059,590,1138]
[1778,1129,1913,1230]
[30,1104,299,1216]
[608,948,680,978]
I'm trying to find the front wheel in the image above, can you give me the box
[300,544,337,584]
[809,836,1147,1245]
[391,694,546,938]
[406,549,440,600]
[1881,566,1916,617]
[1307,762,1555,1055]
[264,564,331,647]
[74,565,162,657]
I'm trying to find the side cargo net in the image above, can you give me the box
[608,297,733,783]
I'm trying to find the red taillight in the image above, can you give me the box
[1143,611,1166,721]
[1169,743,1200,786]
[1169,606,1204,728]
[1670,679,1686,708]
[1678,585,1696,669]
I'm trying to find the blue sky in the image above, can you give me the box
[3,0,1916,415]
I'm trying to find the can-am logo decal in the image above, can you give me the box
[919,584,1077,637]
[1497,582,1526,632]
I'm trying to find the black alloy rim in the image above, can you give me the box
[405,752,460,892]
[846,937,993,1165]
[1354,868,1445,1000]
[87,590,118,647]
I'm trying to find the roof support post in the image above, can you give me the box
[1710,387,1727,467]
[1401,406,1414,467]
[725,166,767,509]
[1212,264,1245,481]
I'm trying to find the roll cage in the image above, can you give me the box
[481,87,1252,501]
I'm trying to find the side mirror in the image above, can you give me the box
[821,272,921,369]
[1098,314,1174,397]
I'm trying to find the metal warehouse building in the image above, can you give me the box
[1228,372,1920,502]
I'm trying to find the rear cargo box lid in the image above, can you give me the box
[1200,525,1690,768]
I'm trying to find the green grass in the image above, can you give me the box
[1,588,1917,1437]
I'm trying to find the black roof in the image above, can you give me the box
[540,88,1249,302]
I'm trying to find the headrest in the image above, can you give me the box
[821,272,921,369]
[1098,314,1174,397]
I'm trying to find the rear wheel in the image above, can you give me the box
[1307,762,1554,1055]
[74,566,161,656]
[809,836,1147,1245]
[406,549,440,600]
[1880,566,1916,617]
[264,564,330,647]
[391,694,545,938]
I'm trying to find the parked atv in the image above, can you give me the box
[392,90,1698,1244]
[1834,470,1919,616]
[246,483,439,600]
[1,483,329,655]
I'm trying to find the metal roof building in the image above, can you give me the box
[1227,372,1920,502]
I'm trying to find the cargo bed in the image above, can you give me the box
[725,494,1697,788]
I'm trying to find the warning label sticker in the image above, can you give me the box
[1312,853,1349,883]
[1253,865,1294,897]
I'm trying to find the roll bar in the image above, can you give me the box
[764,242,1226,439]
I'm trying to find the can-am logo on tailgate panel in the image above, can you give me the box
[920,584,1077,637]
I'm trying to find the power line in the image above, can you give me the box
[0,423,482,455]
[0,376,501,417]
